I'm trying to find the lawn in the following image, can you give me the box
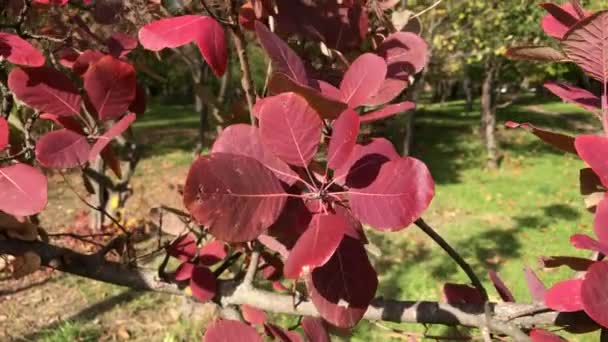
[0,97,601,341]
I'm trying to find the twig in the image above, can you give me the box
[213,252,243,277]
[229,26,257,124]
[412,0,443,19]
[415,218,488,301]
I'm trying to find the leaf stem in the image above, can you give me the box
[415,218,488,301]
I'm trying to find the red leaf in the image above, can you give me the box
[301,317,330,342]
[0,32,45,67]
[348,157,434,231]
[258,93,322,167]
[128,83,147,115]
[72,50,105,75]
[544,82,600,112]
[363,78,408,107]
[377,32,428,78]
[576,135,608,187]
[183,153,287,242]
[174,261,194,281]
[594,195,608,244]
[241,304,267,325]
[138,15,227,77]
[581,261,608,328]
[0,164,48,216]
[506,46,567,62]
[570,234,608,255]
[100,146,122,178]
[327,110,359,170]
[562,11,608,83]
[540,256,594,271]
[239,3,256,30]
[305,236,377,328]
[84,55,136,120]
[36,129,90,168]
[333,137,400,185]
[530,329,567,342]
[360,101,415,123]
[0,117,8,151]
[39,113,85,135]
[506,121,576,155]
[284,213,347,279]
[443,283,484,305]
[167,234,197,260]
[339,53,386,108]
[255,21,308,85]
[266,197,315,253]
[264,323,303,342]
[541,2,587,39]
[212,124,299,185]
[199,240,227,266]
[545,278,584,312]
[89,113,136,160]
[268,73,348,120]
[8,67,81,117]
[203,319,262,342]
[190,266,216,302]
[489,270,515,302]
[524,268,546,303]
[314,80,342,100]
[106,32,138,58]
[56,47,80,69]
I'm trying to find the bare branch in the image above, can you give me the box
[229,26,257,124]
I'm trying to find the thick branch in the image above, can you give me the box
[0,238,593,335]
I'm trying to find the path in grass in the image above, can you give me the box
[1,98,600,341]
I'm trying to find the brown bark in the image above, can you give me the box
[481,59,499,170]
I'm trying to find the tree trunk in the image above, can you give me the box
[88,157,106,230]
[481,59,499,170]
[402,67,428,156]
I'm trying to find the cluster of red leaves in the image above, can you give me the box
[202,316,330,342]
[505,1,608,340]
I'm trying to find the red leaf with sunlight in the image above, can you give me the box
[0,117,8,151]
[189,266,216,302]
[255,22,308,85]
[107,32,138,58]
[363,78,408,107]
[377,32,428,78]
[72,50,105,75]
[8,67,81,117]
[0,32,45,67]
[544,82,600,113]
[167,234,197,260]
[89,113,136,160]
[348,157,434,231]
[0,163,48,216]
[174,261,194,281]
[339,53,386,108]
[138,15,227,76]
[314,80,342,101]
[268,73,348,120]
[594,195,608,244]
[84,55,136,121]
[360,101,415,123]
[570,234,608,255]
[199,240,227,266]
[284,213,347,279]
[56,47,80,69]
[506,121,576,155]
[489,270,515,302]
[241,304,267,325]
[545,279,584,312]
[540,2,587,39]
[327,110,359,170]
[212,124,299,185]
[258,93,322,167]
[334,137,400,185]
[36,129,90,168]
[264,323,303,342]
[530,329,567,342]
[40,113,85,135]
[562,11,608,83]
[306,236,377,328]
[443,283,484,305]
[203,319,262,342]
[581,261,608,328]
[183,153,287,242]
[575,135,608,187]
[266,197,315,253]
[524,268,547,303]
[301,317,330,342]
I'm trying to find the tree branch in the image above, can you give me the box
[229,26,257,124]
[0,238,594,338]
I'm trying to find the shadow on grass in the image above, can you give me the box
[374,97,596,184]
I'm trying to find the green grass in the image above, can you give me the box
[37,321,100,342]
[34,97,600,341]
